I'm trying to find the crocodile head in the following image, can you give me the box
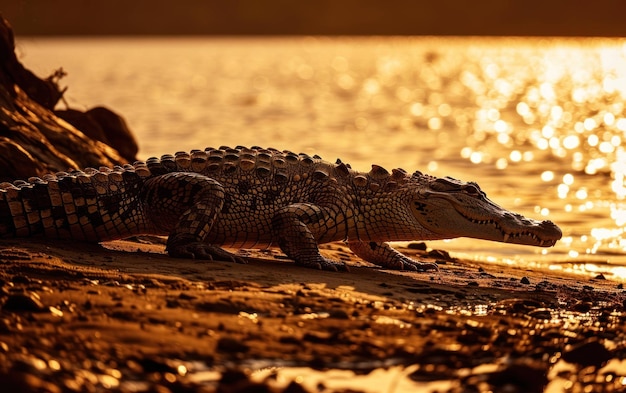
[407,172,562,247]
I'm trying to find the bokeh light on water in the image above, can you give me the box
[18,37,626,277]
[441,39,626,276]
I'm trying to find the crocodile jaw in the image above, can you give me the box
[465,214,562,247]
[411,192,562,247]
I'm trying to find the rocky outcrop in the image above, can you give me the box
[55,106,138,162]
[0,15,138,183]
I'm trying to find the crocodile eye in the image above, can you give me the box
[464,184,480,195]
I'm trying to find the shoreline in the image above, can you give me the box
[1,238,624,392]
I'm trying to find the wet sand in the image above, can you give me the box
[0,238,624,392]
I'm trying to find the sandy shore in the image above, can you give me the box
[0,238,624,392]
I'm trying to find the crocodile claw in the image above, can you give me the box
[403,260,439,272]
[393,256,439,272]
[296,257,350,272]
[168,242,247,264]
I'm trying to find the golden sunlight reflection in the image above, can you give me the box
[449,40,626,274]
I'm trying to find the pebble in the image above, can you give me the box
[11,275,31,284]
[216,337,250,353]
[571,301,592,313]
[2,292,45,312]
[0,318,12,333]
[407,242,427,250]
[562,340,612,368]
[328,309,350,319]
[486,363,548,393]
[527,308,552,320]
[178,292,198,300]
[427,249,452,260]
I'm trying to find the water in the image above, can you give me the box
[15,36,626,278]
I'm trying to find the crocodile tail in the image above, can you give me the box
[0,185,16,237]
[0,181,48,238]
[0,174,106,240]
[0,176,91,239]
[1,169,153,242]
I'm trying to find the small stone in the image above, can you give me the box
[11,275,31,284]
[219,369,248,384]
[2,292,45,312]
[528,308,551,320]
[178,292,197,300]
[520,277,530,285]
[0,318,12,333]
[571,301,592,313]
[328,309,350,319]
[487,363,548,393]
[216,337,250,353]
[165,299,181,308]
[303,331,333,343]
[407,242,427,250]
[562,339,612,367]
[427,249,452,260]
[283,380,308,393]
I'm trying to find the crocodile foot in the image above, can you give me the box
[395,257,439,272]
[347,241,438,272]
[167,242,246,264]
[296,256,350,272]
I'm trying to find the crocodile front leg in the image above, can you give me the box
[271,203,348,271]
[141,172,244,263]
[348,241,438,271]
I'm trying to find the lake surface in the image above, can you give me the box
[16,37,626,279]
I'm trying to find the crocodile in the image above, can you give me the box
[0,146,562,271]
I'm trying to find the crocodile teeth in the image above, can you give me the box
[503,233,510,243]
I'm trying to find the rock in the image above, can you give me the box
[56,106,138,161]
[87,107,138,159]
[527,308,551,320]
[486,363,548,393]
[0,21,62,110]
[407,242,427,250]
[0,16,136,182]
[54,108,112,149]
[427,249,453,260]
[2,292,45,312]
[562,339,613,368]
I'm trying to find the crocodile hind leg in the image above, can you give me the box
[348,241,438,271]
[140,172,244,263]
[271,203,348,271]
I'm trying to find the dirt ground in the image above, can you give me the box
[0,238,624,393]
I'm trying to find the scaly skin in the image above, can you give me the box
[0,146,562,271]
